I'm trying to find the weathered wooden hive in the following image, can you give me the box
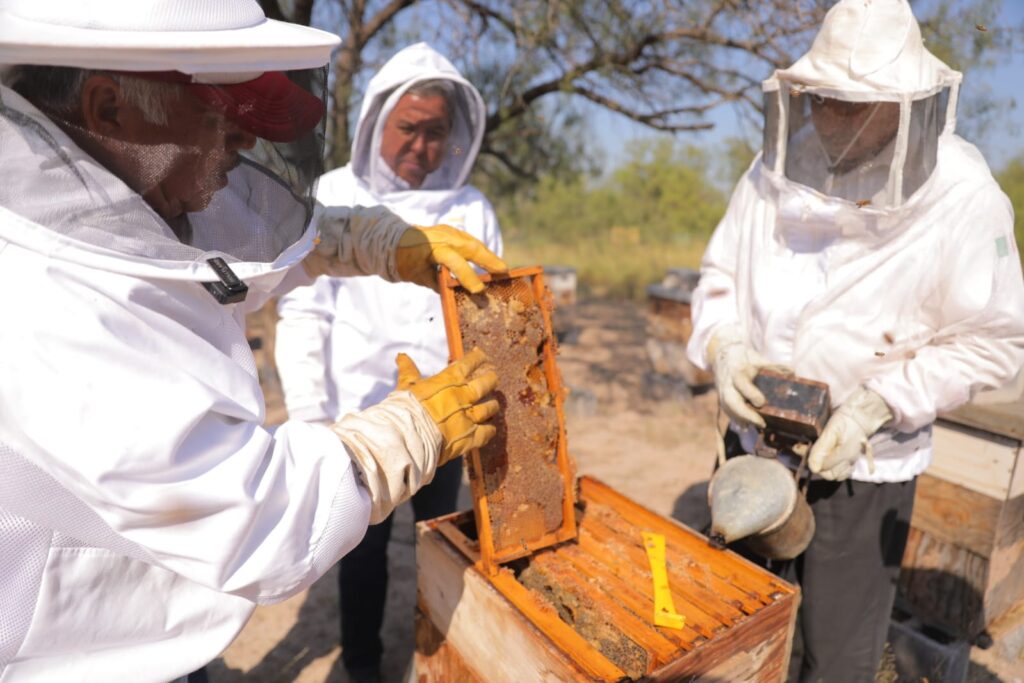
[417,266,799,682]
[645,267,713,389]
[899,394,1024,641]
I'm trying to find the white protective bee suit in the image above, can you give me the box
[688,0,1024,483]
[0,3,459,681]
[275,43,503,421]
[273,43,503,678]
[686,1,1024,680]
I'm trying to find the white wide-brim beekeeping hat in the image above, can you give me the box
[0,0,340,73]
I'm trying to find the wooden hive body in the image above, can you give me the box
[645,277,713,389]
[899,404,1024,639]
[426,266,799,680]
[416,477,799,681]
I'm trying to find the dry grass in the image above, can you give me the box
[502,238,707,300]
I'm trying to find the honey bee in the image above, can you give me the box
[855,199,872,208]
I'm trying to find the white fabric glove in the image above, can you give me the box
[329,390,444,523]
[708,325,791,429]
[303,204,409,281]
[809,387,893,481]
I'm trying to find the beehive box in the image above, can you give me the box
[422,266,799,681]
[415,477,800,681]
[542,264,578,342]
[645,268,713,389]
[439,266,577,573]
[898,395,1024,639]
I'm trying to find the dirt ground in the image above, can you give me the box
[216,298,1024,683]
[212,299,720,682]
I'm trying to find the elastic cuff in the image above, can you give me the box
[394,389,445,452]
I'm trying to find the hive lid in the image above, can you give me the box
[439,265,578,574]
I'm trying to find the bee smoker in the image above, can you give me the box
[708,370,831,560]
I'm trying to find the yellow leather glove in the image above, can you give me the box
[396,347,500,466]
[396,225,508,294]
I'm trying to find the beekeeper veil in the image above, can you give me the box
[760,0,961,210]
[0,0,339,288]
[349,43,486,195]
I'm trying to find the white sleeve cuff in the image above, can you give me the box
[329,391,444,523]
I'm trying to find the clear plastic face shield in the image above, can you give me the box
[0,65,327,265]
[762,83,951,209]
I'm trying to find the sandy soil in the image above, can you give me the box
[215,299,719,682]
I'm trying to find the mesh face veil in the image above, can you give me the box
[761,86,951,208]
[759,0,961,210]
[0,67,327,266]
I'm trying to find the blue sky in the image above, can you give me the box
[591,2,1024,173]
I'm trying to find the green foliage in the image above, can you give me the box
[914,0,1005,71]
[913,0,1015,145]
[494,139,726,298]
[716,137,758,191]
[469,96,600,203]
[996,155,1024,269]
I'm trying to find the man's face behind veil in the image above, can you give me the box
[809,95,900,173]
[78,76,258,219]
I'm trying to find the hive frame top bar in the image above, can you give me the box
[438,265,577,575]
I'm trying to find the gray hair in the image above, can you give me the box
[403,78,457,121]
[6,65,181,126]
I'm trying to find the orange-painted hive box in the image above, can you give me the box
[418,266,799,682]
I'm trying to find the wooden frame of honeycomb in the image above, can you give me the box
[438,265,577,575]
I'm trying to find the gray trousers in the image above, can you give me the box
[747,477,917,683]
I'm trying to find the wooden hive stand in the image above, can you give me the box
[899,398,1024,642]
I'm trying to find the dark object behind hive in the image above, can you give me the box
[439,266,577,574]
[753,369,831,444]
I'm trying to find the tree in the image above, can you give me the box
[914,0,1016,145]
[494,139,727,296]
[258,0,1013,191]
[258,0,833,176]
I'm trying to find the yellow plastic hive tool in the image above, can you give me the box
[642,531,686,630]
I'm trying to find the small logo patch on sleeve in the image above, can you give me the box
[995,235,1010,259]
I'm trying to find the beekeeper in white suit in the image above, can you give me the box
[687,0,1024,679]
[0,1,508,680]
[274,42,502,682]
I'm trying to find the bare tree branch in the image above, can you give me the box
[572,86,716,131]
[363,0,417,42]
[478,145,536,180]
[316,0,833,178]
